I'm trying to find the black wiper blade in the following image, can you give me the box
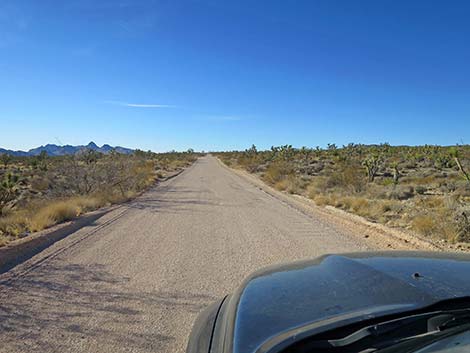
[328,311,442,348]
[304,308,470,351]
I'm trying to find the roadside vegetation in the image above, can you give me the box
[0,149,198,246]
[216,144,470,244]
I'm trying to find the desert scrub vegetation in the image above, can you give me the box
[216,143,470,243]
[0,149,198,246]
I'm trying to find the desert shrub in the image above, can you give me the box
[263,161,294,185]
[303,161,324,175]
[306,184,317,200]
[308,177,329,194]
[418,196,444,209]
[443,196,460,211]
[439,181,457,193]
[454,184,470,197]
[415,185,426,195]
[30,176,50,192]
[388,185,414,200]
[326,163,365,193]
[364,183,388,200]
[351,198,381,220]
[412,215,436,236]
[238,154,263,173]
[53,152,158,197]
[314,194,335,206]
[380,178,396,187]
[380,201,392,212]
[278,175,305,194]
[327,196,387,221]
[411,207,460,241]
[350,198,370,213]
[454,212,470,242]
[274,179,288,191]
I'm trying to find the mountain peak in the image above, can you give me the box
[87,141,99,148]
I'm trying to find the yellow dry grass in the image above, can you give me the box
[412,215,435,236]
[0,194,131,244]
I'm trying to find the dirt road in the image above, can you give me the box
[0,156,374,353]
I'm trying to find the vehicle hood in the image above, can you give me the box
[220,251,470,353]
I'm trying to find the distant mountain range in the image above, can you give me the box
[0,142,134,157]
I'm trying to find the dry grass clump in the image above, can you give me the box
[0,235,8,247]
[263,161,294,185]
[379,200,402,213]
[4,196,107,234]
[0,210,29,237]
[33,196,113,231]
[411,212,457,241]
[410,197,467,242]
[338,197,382,220]
[30,176,50,192]
[0,192,141,243]
[307,177,328,197]
[274,175,307,194]
[412,215,436,236]
[29,201,80,232]
[349,197,369,213]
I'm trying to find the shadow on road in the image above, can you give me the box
[129,186,220,214]
[0,210,109,275]
[0,262,216,352]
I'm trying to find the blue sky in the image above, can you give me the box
[1,0,470,152]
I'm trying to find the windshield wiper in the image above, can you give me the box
[299,309,470,352]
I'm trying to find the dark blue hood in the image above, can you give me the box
[219,252,470,353]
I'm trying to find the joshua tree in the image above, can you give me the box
[38,150,48,161]
[450,147,470,184]
[299,146,311,163]
[0,173,19,215]
[1,153,12,169]
[362,154,382,182]
[31,150,49,171]
[246,144,258,156]
[81,149,100,165]
[391,161,400,184]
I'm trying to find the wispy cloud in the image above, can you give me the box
[105,100,176,108]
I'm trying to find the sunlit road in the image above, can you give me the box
[0,156,370,353]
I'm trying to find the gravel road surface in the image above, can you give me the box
[0,156,373,353]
